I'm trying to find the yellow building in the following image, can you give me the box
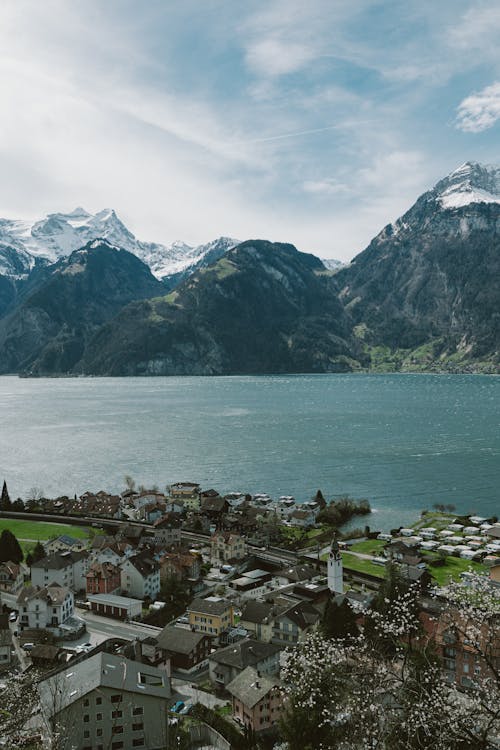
[187,596,234,636]
[210,531,246,563]
[168,482,201,511]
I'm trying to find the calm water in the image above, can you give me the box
[0,374,498,531]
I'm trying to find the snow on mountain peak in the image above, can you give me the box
[0,206,240,281]
[436,161,500,209]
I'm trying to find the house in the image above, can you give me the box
[271,600,323,646]
[44,535,87,555]
[209,638,281,689]
[120,551,160,601]
[227,666,282,734]
[230,570,273,599]
[168,482,201,511]
[38,651,171,750]
[187,596,234,636]
[383,540,423,567]
[152,515,182,549]
[288,509,316,528]
[200,493,229,520]
[155,626,211,674]
[89,536,133,567]
[239,601,282,643]
[272,564,318,588]
[131,490,166,511]
[87,593,143,621]
[17,583,75,632]
[86,561,121,596]
[160,551,201,583]
[489,562,500,585]
[0,560,24,593]
[0,613,12,671]
[77,491,122,518]
[138,501,167,523]
[210,531,246,564]
[31,550,90,593]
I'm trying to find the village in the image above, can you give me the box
[0,479,499,750]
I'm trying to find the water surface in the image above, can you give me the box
[0,374,498,530]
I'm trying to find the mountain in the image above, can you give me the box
[79,240,363,376]
[0,241,164,375]
[336,161,500,369]
[0,207,238,282]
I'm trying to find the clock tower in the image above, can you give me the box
[327,536,343,593]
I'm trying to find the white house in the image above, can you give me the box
[17,583,74,632]
[120,552,160,600]
[31,550,90,592]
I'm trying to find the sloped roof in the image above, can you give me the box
[226,666,280,708]
[156,627,208,654]
[209,638,280,668]
[188,597,231,616]
[31,550,88,570]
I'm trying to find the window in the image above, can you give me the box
[83,715,90,722]
[84,730,90,738]
[111,695,122,703]
[112,726,123,734]
[463,664,469,674]
[132,722,144,731]
[97,728,103,737]
[83,699,90,707]
[96,713,102,721]
[111,743,124,750]
[132,707,144,716]
[111,710,123,719]
[132,739,145,747]
[96,697,102,705]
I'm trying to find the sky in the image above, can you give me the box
[0,1,499,261]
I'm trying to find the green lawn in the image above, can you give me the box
[0,518,91,543]
[424,555,487,585]
[342,552,385,578]
[349,539,386,555]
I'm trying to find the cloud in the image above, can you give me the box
[303,179,351,196]
[456,82,500,132]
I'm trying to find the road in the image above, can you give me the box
[74,609,162,645]
[171,678,229,710]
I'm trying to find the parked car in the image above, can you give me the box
[22,643,34,651]
[9,612,17,622]
[170,701,185,713]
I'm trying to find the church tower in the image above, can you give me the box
[327,536,343,593]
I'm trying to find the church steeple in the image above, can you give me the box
[327,534,343,593]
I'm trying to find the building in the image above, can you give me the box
[87,593,143,621]
[86,562,121,596]
[230,570,273,599]
[226,666,282,734]
[38,651,171,750]
[209,638,281,689]
[210,532,246,564]
[271,600,323,646]
[187,596,234,636]
[239,601,282,643]
[155,626,211,674]
[0,560,24,593]
[168,482,201,511]
[45,535,87,555]
[17,583,74,632]
[0,613,12,671]
[327,537,343,594]
[384,540,423,567]
[31,550,90,592]
[159,551,201,583]
[120,552,160,601]
[151,515,182,549]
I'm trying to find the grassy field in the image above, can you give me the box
[340,552,385,578]
[348,539,386,556]
[0,518,91,543]
[424,555,486,585]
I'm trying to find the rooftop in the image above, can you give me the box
[226,666,280,708]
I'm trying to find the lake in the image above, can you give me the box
[0,374,498,530]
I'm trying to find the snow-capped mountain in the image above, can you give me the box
[321,258,345,272]
[0,207,238,280]
[434,161,500,209]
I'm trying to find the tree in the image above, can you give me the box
[31,540,46,563]
[320,596,359,641]
[124,475,136,491]
[0,480,11,510]
[0,529,23,563]
[279,573,500,750]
